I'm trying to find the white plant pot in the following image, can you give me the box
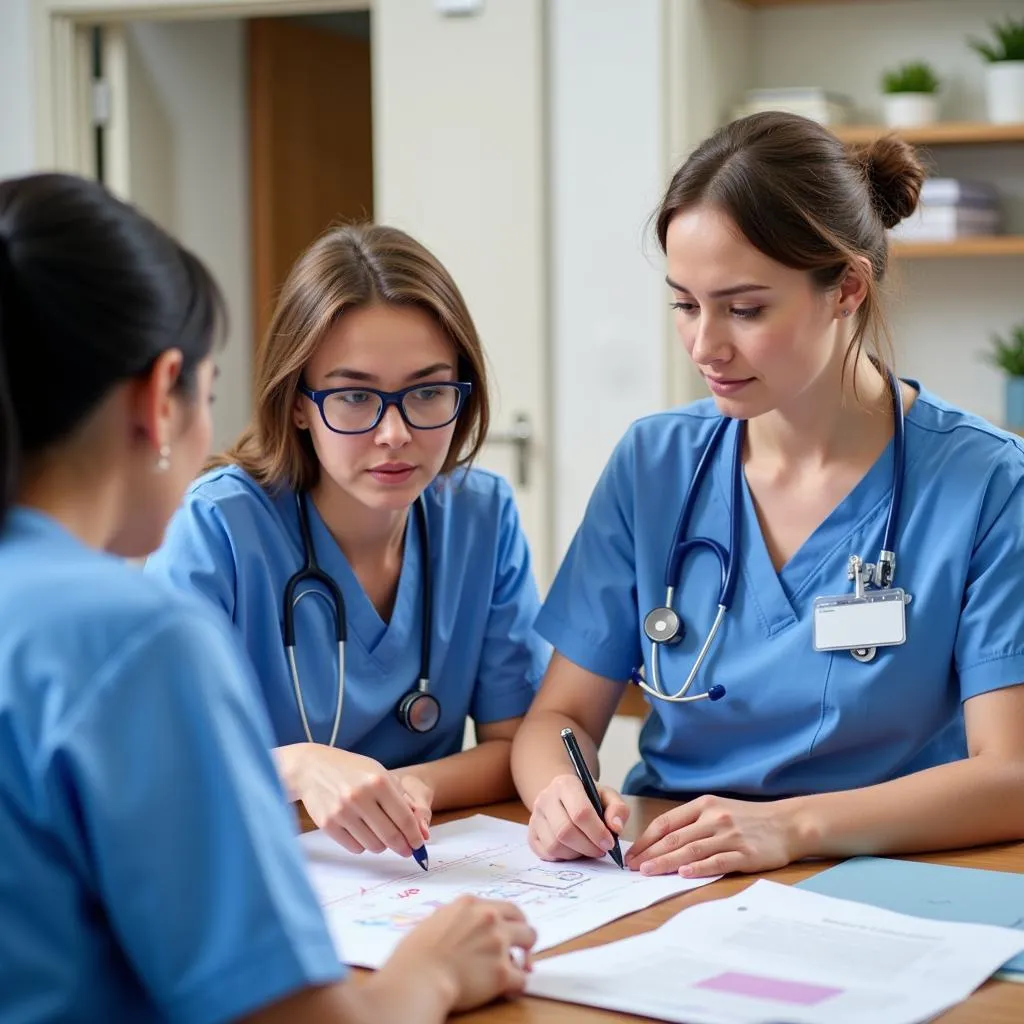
[985,61,1024,124]
[882,92,939,128]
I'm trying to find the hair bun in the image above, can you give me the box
[853,134,926,230]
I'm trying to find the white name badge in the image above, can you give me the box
[812,589,907,652]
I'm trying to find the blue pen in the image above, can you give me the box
[412,844,429,871]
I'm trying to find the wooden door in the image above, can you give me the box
[248,18,373,347]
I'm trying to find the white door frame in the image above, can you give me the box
[33,0,367,174]
[35,0,692,393]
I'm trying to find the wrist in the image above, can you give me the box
[370,956,456,1022]
[782,794,825,862]
[273,742,316,801]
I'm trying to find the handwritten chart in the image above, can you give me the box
[299,814,719,968]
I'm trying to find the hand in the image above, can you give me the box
[624,795,802,877]
[295,745,428,858]
[395,772,433,832]
[387,896,537,1012]
[527,773,629,861]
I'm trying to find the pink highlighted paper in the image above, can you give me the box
[697,970,842,1006]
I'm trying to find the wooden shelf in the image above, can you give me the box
[892,237,1024,258]
[832,122,1024,146]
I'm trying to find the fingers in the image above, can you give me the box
[677,849,740,878]
[340,815,389,855]
[599,787,630,834]
[529,813,583,861]
[359,799,418,858]
[404,792,432,835]
[322,775,425,858]
[628,820,714,872]
[556,783,617,857]
[625,801,702,860]
[322,822,367,855]
[364,775,427,855]
[491,905,536,997]
[640,833,733,877]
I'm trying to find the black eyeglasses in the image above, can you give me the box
[299,381,473,435]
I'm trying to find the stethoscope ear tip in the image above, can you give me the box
[707,684,726,701]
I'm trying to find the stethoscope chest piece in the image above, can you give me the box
[644,606,684,645]
[396,686,442,733]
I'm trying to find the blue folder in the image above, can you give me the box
[796,856,1024,980]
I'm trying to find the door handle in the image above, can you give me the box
[488,412,532,488]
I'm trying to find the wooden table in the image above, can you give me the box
[303,798,1024,1022]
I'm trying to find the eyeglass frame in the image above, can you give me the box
[298,380,474,435]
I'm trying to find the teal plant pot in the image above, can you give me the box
[1006,376,1024,430]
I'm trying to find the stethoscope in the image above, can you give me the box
[283,492,440,744]
[635,371,906,704]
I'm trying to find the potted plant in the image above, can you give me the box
[969,17,1024,124]
[985,324,1024,429]
[880,62,941,128]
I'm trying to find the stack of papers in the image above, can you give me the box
[797,855,1024,982]
[299,814,719,968]
[528,879,1024,1024]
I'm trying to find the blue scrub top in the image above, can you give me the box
[537,384,1024,798]
[145,465,548,761]
[0,509,343,1023]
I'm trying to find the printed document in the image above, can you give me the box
[527,878,1024,1024]
[299,814,718,968]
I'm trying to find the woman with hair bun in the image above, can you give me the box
[512,112,1024,878]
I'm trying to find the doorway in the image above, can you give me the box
[249,11,373,345]
[63,0,554,583]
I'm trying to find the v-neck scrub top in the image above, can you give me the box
[536,384,1024,798]
[0,509,342,1023]
[145,465,548,765]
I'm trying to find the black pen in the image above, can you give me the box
[560,727,624,869]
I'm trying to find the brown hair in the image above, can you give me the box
[655,111,926,388]
[214,224,490,492]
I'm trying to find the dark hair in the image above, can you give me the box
[214,223,490,492]
[655,111,926,387]
[0,172,224,522]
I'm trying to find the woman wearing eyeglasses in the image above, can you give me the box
[146,225,548,861]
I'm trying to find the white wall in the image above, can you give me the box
[549,0,667,559]
[549,0,667,789]
[125,21,252,449]
[750,0,1024,424]
[0,0,36,177]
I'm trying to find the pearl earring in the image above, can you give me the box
[155,444,171,473]
[842,309,852,318]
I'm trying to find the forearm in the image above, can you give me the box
[339,965,454,1024]
[393,739,517,811]
[244,968,454,1024]
[511,709,600,810]
[789,755,1024,860]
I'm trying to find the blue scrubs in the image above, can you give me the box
[0,509,343,1023]
[145,465,547,761]
[537,384,1024,798]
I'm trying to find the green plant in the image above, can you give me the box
[881,61,941,94]
[969,17,1024,63]
[986,325,1024,377]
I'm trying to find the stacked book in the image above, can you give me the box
[891,179,1002,242]
[730,86,855,126]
